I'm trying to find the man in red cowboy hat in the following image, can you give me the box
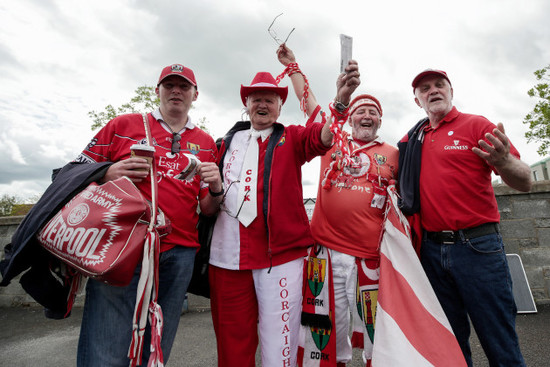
[208,45,360,366]
[280,42,398,365]
[398,69,531,366]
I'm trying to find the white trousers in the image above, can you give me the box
[211,257,303,367]
[254,257,304,367]
[331,249,359,364]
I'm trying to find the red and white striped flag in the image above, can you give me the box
[372,185,466,366]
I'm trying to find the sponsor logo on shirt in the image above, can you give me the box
[444,139,469,151]
[74,153,95,164]
[86,138,98,150]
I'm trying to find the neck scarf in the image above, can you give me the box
[298,245,337,366]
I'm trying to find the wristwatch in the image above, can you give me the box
[334,100,349,113]
[209,187,224,197]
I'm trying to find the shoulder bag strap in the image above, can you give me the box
[141,113,158,231]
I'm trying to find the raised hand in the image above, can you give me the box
[336,60,361,105]
[276,43,296,67]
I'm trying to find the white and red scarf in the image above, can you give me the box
[351,258,380,366]
[298,245,337,366]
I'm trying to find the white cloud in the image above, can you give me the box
[0,0,548,200]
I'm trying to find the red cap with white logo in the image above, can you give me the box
[158,64,197,88]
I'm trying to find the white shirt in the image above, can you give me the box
[209,126,272,270]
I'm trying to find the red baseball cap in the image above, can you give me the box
[240,72,288,106]
[158,64,197,87]
[411,69,451,91]
[349,94,383,117]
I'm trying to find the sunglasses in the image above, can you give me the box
[171,133,181,154]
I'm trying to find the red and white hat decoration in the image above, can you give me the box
[349,94,383,117]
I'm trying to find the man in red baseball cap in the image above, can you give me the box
[157,63,198,87]
[208,45,360,367]
[0,63,222,366]
[398,68,531,366]
[72,63,222,366]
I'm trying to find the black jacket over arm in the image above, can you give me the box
[0,162,111,318]
[397,118,428,216]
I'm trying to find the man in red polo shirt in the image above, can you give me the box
[398,69,531,367]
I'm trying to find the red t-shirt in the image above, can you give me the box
[75,112,217,251]
[419,107,520,232]
[311,134,399,259]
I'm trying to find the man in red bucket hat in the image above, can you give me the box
[208,45,360,367]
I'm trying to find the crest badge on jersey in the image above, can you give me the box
[373,153,387,166]
[187,142,200,155]
[277,135,286,146]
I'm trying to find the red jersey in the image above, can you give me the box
[419,107,520,231]
[311,133,399,259]
[75,111,217,251]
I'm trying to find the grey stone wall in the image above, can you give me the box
[495,181,550,304]
[0,216,38,307]
[2,182,550,307]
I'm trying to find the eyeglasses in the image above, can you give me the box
[171,133,181,154]
[268,13,295,45]
[220,180,250,219]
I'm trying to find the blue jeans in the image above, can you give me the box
[421,231,525,367]
[77,245,196,367]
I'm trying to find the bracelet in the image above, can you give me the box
[275,62,310,117]
[209,187,224,197]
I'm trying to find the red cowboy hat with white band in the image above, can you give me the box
[240,72,288,106]
[349,94,383,117]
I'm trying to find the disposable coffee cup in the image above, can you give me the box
[130,144,155,171]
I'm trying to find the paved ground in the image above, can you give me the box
[0,295,549,366]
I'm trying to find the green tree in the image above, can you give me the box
[0,194,18,216]
[523,64,550,156]
[89,85,209,132]
[0,193,41,216]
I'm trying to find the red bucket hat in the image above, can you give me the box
[411,69,451,92]
[158,64,197,88]
[349,94,383,117]
[240,72,288,106]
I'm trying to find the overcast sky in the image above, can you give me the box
[1,0,549,201]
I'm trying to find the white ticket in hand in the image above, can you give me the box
[340,34,353,73]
